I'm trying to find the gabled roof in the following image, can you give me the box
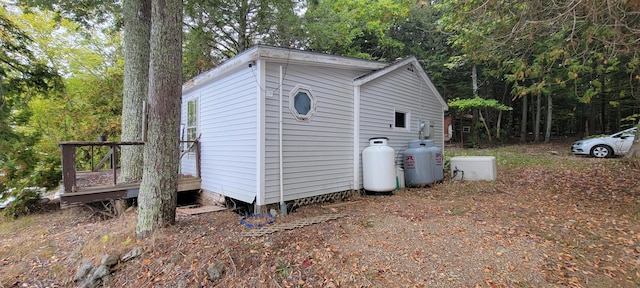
[183,46,448,111]
[354,56,448,110]
[183,45,388,93]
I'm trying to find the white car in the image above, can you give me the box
[571,127,637,158]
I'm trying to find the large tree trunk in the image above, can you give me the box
[471,64,479,143]
[544,93,552,143]
[136,0,183,239]
[625,124,640,160]
[119,0,151,182]
[520,95,528,142]
[534,93,541,142]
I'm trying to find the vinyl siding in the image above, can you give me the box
[188,67,258,203]
[263,63,370,205]
[358,64,445,187]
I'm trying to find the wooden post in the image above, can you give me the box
[91,146,94,171]
[195,140,201,178]
[111,143,118,185]
[61,144,77,193]
[113,199,128,216]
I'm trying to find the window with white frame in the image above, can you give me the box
[185,99,197,156]
[289,85,317,121]
[394,109,410,130]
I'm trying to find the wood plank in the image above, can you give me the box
[72,182,141,195]
[61,190,128,207]
[177,205,226,215]
[69,178,200,196]
[178,178,201,191]
[92,149,113,171]
[60,177,201,206]
[58,141,145,146]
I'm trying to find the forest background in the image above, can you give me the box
[1,0,639,208]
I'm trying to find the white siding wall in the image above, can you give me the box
[187,67,258,203]
[180,91,198,176]
[262,63,369,205]
[358,65,445,187]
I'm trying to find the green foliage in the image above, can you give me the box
[621,114,640,126]
[19,0,122,30]
[448,97,512,111]
[121,236,132,246]
[1,7,62,196]
[304,0,413,60]
[2,188,41,219]
[386,3,469,100]
[1,6,122,201]
[358,218,374,228]
[274,259,292,278]
[182,0,303,79]
[437,0,640,137]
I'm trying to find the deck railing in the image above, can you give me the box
[59,140,200,193]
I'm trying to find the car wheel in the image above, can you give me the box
[590,145,612,158]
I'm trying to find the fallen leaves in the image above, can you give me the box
[2,142,640,287]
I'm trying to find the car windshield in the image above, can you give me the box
[614,128,636,138]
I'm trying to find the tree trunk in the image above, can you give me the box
[625,124,640,160]
[119,0,151,182]
[496,82,508,139]
[472,64,478,98]
[471,64,479,143]
[237,0,250,53]
[534,93,541,142]
[478,108,492,141]
[544,93,552,143]
[136,0,183,239]
[600,73,606,132]
[520,95,528,142]
[496,109,502,140]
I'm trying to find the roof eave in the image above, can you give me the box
[182,45,388,94]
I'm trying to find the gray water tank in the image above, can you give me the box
[403,140,435,187]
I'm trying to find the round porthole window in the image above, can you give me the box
[289,85,316,121]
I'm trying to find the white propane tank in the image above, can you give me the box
[362,137,396,192]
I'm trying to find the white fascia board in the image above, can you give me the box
[183,46,389,94]
[182,47,261,94]
[256,46,388,70]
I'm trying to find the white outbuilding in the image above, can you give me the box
[180,45,448,211]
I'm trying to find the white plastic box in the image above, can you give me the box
[450,156,497,181]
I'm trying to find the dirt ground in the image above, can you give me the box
[1,142,639,287]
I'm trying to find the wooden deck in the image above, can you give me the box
[60,177,201,207]
[59,140,201,207]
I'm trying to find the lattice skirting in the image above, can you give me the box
[291,189,355,207]
[256,190,356,215]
